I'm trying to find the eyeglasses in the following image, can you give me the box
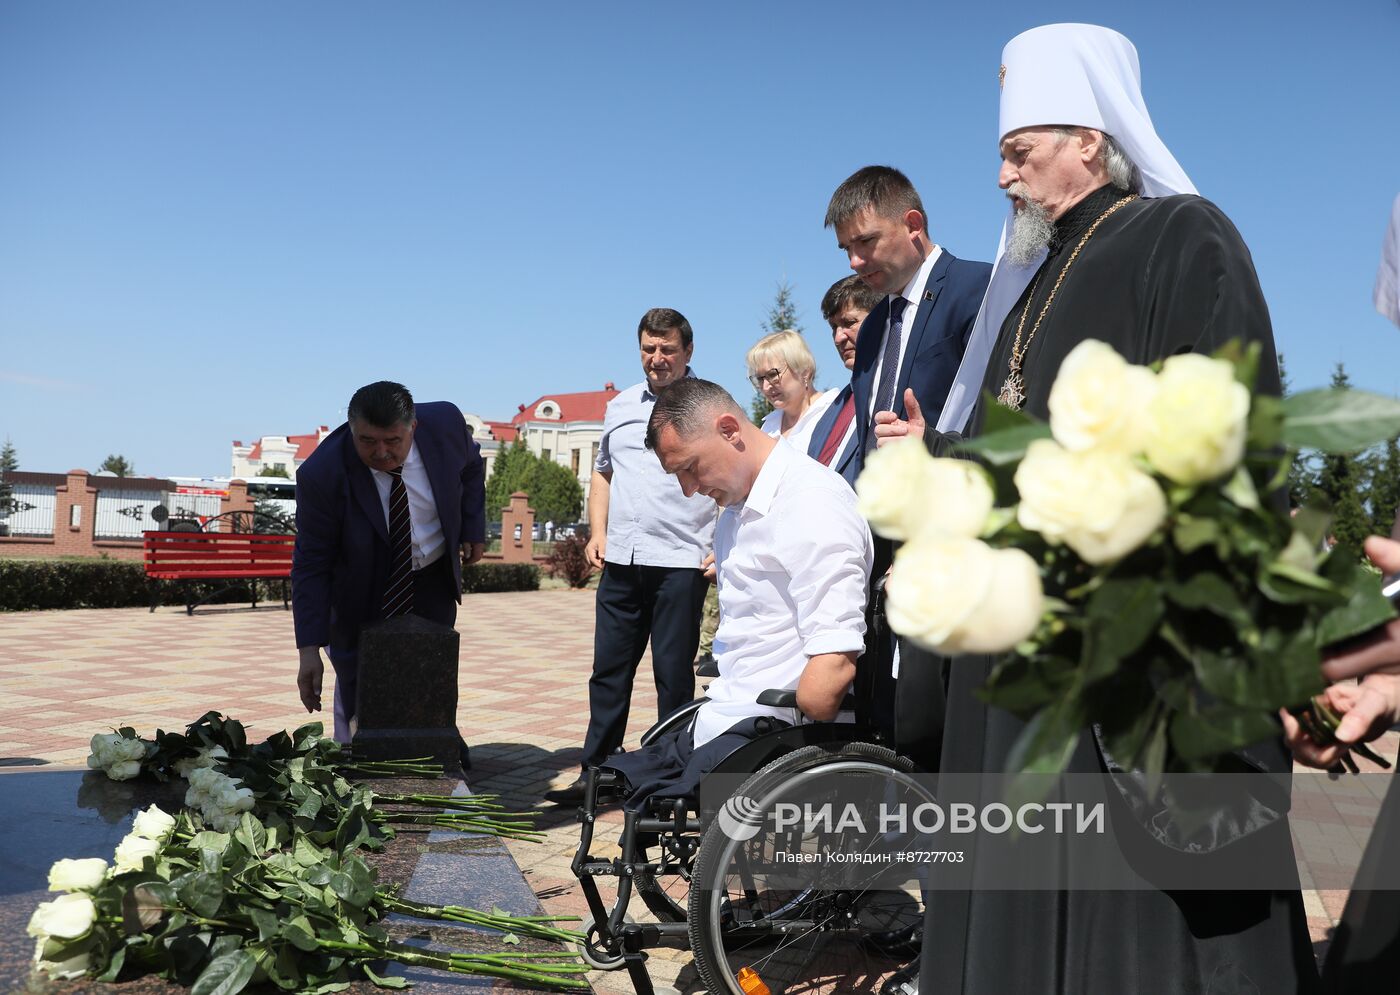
[749,366,788,388]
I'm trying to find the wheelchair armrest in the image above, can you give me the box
[639,696,709,747]
[755,688,857,712]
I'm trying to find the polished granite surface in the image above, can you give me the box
[0,766,573,993]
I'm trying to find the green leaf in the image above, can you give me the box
[249,907,279,942]
[362,964,410,989]
[188,831,231,855]
[177,871,224,919]
[294,835,328,867]
[190,949,257,995]
[96,943,127,982]
[979,399,1036,435]
[282,915,319,952]
[960,421,1054,466]
[1172,515,1221,554]
[1082,577,1164,682]
[1247,394,1284,451]
[1169,706,1279,762]
[1005,697,1084,801]
[1221,467,1259,510]
[1282,389,1400,452]
[1167,572,1252,629]
[1316,569,1399,648]
[233,813,267,856]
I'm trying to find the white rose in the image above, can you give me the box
[1015,440,1167,565]
[131,805,176,842]
[46,858,108,894]
[922,457,996,539]
[26,893,97,940]
[112,737,146,763]
[33,936,92,980]
[1047,339,1158,455]
[87,733,121,769]
[886,534,1044,655]
[856,438,935,541]
[105,759,142,782]
[1144,352,1251,485]
[113,833,161,874]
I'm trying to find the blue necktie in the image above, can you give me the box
[868,296,908,450]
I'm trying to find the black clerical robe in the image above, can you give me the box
[921,185,1320,993]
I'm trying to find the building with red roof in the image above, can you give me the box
[231,426,333,479]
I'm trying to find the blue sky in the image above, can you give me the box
[2,1,1398,477]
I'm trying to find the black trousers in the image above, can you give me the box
[580,562,708,769]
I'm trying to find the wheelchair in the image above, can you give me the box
[567,681,932,995]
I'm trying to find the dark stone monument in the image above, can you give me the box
[353,614,461,765]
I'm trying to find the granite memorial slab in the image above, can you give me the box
[354,614,462,765]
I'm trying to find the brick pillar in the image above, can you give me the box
[52,470,98,556]
[219,479,253,532]
[500,492,536,564]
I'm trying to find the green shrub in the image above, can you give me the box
[461,562,540,594]
[0,559,287,612]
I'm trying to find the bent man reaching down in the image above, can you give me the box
[602,378,873,808]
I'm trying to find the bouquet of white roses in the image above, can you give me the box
[859,339,1400,782]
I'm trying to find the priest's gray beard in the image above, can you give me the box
[1005,184,1055,267]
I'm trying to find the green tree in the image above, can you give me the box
[0,437,17,526]
[750,281,803,426]
[1315,364,1372,553]
[484,440,584,525]
[528,459,584,525]
[257,465,291,478]
[1369,437,1400,538]
[484,440,535,522]
[1278,353,1317,508]
[98,454,134,477]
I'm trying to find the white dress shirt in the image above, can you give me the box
[867,245,944,419]
[596,375,717,569]
[691,439,874,747]
[369,441,445,571]
[759,387,839,454]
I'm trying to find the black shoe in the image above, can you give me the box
[695,653,720,678]
[866,924,921,959]
[879,963,918,995]
[544,774,587,805]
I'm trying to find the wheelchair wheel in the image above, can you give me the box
[635,836,698,923]
[687,742,926,995]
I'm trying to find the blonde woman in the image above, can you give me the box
[747,330,838,453]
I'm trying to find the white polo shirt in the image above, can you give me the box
[691,439,873,747]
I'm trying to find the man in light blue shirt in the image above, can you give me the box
[546,308,716,804]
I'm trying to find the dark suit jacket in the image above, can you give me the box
[806,383,860,486]
[850,251,993,472]
[291,401,485,652]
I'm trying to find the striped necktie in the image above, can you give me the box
[381,466,414,617]
[868,295,908,451]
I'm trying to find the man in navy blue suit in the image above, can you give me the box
[808,275,883,486]
[822,167,992,750]
[825,165,992,473]
[292,381,486,745]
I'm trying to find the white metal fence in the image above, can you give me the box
[1,483,56,536]
[94,488,166,540]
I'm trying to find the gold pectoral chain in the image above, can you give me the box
[998,194,1139,410]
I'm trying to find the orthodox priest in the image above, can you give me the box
[900,24,1320,995]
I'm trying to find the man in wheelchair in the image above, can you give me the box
[567,380,923,995]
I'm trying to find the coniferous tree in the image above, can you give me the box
[98,454,134,477]
[0,438,17,526]
[1315,364,1372,553]
[750,281,803,426]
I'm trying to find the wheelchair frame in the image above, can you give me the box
[567,690,923,995]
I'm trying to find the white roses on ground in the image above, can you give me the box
[27,893,98,979]
[185,767,256,832]
[856,340,1254,656]
[131,803,177,843]
[47,858,108,894]
[86,732,147,781]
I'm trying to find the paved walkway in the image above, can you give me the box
[1,593,1395,992]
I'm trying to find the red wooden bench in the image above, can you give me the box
[143,530,295,615]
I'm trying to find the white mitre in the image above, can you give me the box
[937,23,1198,433]
[1377,194,1400,330]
